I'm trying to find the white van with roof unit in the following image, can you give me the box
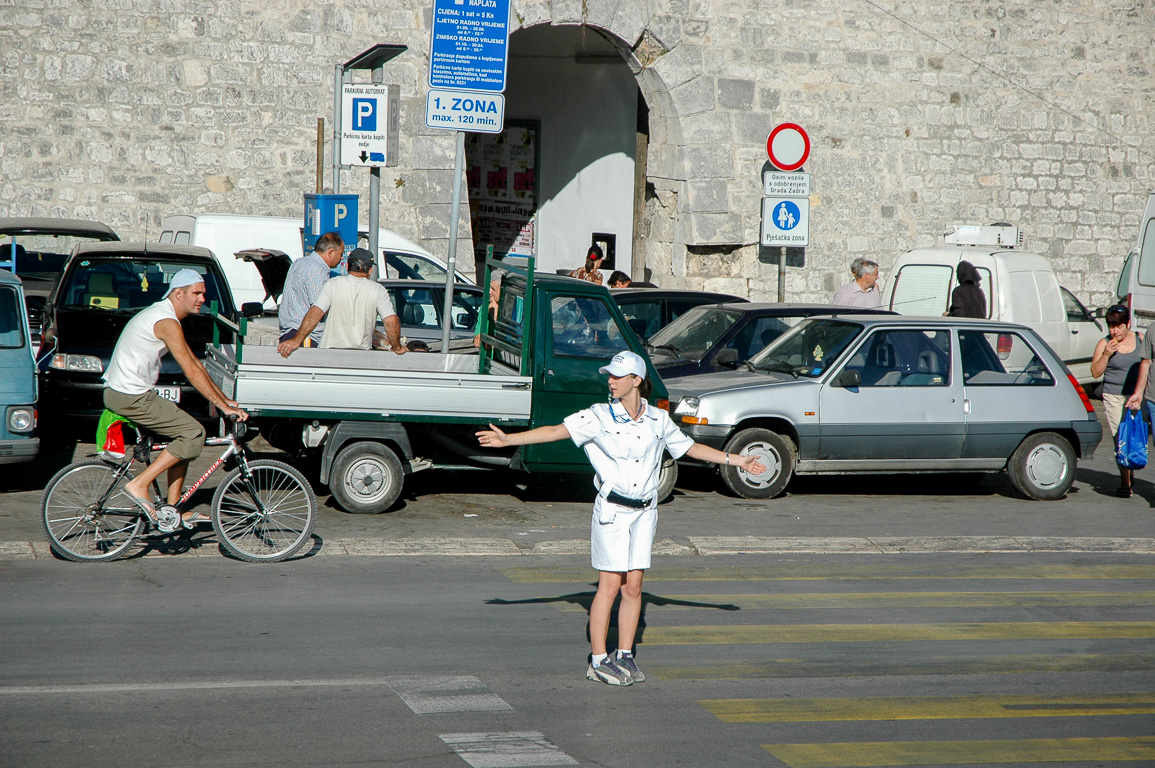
[159,213,471,309]
[1113,191,1155,322]
[881,224,1103,385]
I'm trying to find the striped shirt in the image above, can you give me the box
[278,252,331,343]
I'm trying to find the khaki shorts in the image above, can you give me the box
[1102,392,1127,440]
[103,388,205,462]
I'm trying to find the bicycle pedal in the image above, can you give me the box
[155,506,181,534]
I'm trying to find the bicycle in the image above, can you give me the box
[41,418,317,563]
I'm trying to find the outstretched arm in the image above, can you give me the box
[684,442,766,473]
[153,318,248,421]
[477,422,570,448]
[278,305,324,357]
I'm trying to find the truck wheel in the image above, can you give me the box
[329,441,405,514]
[655,456,678,503]
[720,428,795,499]
[1008,432,1075,500]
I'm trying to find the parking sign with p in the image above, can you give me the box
[341,84,399,167]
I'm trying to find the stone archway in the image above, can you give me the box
[486,14,688,285]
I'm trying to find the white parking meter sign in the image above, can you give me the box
[341,84,400,167]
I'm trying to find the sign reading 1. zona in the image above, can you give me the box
[425,89,505,134]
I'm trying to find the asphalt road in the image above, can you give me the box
[1,410,1154,767]
[3,552,1154,768]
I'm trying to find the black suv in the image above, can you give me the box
[37,242,255,422]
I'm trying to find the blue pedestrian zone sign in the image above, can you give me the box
[429,0,511,93]
[761,197,810,246]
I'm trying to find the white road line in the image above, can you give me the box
[440,732,579,768]
[7,536,1154,559]
[386,675,513,714]
[0,678,398,695]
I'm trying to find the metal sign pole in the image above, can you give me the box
[779,246,786,303]
[441,130,465,353]
[368,63,384,262]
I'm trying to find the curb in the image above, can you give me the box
[5,536,1155,560]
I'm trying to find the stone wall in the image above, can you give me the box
[2,0,1152,307]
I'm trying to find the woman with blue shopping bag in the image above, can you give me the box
[1091,305,1143,497]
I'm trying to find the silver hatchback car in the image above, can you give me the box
[666,315,1102,501]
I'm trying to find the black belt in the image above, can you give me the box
[606,490,652,509]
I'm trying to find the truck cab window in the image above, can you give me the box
[549,295,629,360]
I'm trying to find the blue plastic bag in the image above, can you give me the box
[1116,408,1148,470]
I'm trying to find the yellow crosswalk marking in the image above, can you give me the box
[763,737,1155,767]
[648,653,1154,680]
[543,591,1155,612]
[644,622,1155,645]
[701,693,1155,722]
[499,564,1155,583]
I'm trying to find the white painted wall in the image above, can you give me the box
[504,27,638,277]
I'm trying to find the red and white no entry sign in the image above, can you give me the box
[766,123,810,171]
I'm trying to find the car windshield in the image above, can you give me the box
[646,306,741,361]
[750,318,863,378]
[59,258,229,313]
[0,285,25,348]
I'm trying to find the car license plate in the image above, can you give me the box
[155,386,181,403]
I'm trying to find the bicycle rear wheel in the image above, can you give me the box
[211,459,316,562]
[41,459,144,562]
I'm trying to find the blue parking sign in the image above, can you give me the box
[429,0,511,93]
[352,98,377,131]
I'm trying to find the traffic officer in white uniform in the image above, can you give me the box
[476,351,766,686]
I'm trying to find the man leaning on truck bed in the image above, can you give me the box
[277,231,345,346]
[277,248,406,357]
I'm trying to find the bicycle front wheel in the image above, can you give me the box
[211,459,316,562]
[41,459,145,562]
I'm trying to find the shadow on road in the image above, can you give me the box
[486,590,740,649]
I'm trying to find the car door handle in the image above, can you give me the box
[546,369,555,377]
[1071,328,1079,334]
[964,399,971,414]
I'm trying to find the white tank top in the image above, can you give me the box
[102,299,179,395]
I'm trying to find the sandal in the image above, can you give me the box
[181,512,211,530]
[1116,486,1133,498]
[125,491,159,524]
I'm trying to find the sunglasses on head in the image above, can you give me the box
[1108,304,1128,313]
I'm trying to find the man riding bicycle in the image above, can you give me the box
[102,268,248,529]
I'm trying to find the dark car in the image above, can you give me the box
[610,287,747,342]
[377,279,483,349]
[37,242,254,422]
[0,217,121,344]
[645,302,897,379]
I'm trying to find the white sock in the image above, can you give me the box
[617,649,632,658]
[591,653,608,666]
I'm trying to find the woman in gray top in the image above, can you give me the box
[1090,304,1143,497]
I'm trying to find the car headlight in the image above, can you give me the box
[7,406,35,433]
[49,353,104,373]
[674,397,699,416]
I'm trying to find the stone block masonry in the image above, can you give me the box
[1,0,1151,305]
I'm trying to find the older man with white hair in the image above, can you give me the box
[832,257,882,308]
[102,268,248,531]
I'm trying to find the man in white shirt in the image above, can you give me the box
[277,248,406,356]
[832,257,882,308]
[102,269,248,530]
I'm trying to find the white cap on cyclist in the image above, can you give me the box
[164,268,205,297]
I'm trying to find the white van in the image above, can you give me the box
[1113,191,1155,322]
[159,213,472,308]
[881,225,1103,384]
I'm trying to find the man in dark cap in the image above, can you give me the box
[278,248,406,356]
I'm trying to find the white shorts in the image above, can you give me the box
[590,498,657,572]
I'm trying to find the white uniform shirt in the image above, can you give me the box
[563,399,694,506]
[102,299,178,395]
[313,275,396,350]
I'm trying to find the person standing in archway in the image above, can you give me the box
[476,351,765,686]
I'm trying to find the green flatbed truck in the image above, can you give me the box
[206,258,677,513]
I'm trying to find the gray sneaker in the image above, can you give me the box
[587,657,633,686]
[616,652,645,683]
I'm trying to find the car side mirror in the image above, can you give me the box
[1094,307,1107,319]
[240,302,264,318]
[833,369,862,388]
[714,348,739,366]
